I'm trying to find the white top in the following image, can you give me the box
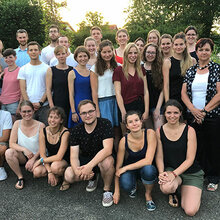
[0,110,12,138]
[91,65,116,98]
[49,53,78,67]
[17,62,49,104]
[17,121,40,154]
[41,45,55,65]
[192,72,209,109]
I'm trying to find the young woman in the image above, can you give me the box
[68,46,92,128]
[146,29,160,46]
[185,26,198,62]
[115,29,130,64]
[163,32,196,117]
[142,43,164,129]
[160,34,173,59]
[90,40,120,150]
[134,37,145,53]
[84,37,97,70]
[0,48,21,121]
[5,100,45,189]
[46,45,73,121]
[113,43,149,135]
[181,38,220,191]
[156,100,203,216]
[33,107,70,190]
[113,111,157,211]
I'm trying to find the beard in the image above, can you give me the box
[83,118,97,126]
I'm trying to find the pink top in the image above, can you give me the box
[0,67,21,104]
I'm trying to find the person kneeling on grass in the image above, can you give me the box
[5,100,45,189]
[113,110,157,211]
[33,107,70,189]
[156,100,204,216]
[63,99,115,207]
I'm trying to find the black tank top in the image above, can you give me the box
[43,127,70,162]
[124,129,148,165]
[160,125,200,174]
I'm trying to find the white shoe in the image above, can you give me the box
[0,167,7,181]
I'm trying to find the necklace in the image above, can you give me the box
[197,62,210,70]
[48,125,61,136]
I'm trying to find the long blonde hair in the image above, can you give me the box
[122,43,144,80]
[173,32,193,76]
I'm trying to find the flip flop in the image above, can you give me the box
[15,178,25,190]
[168,193,179,207]
[59,182,70,191]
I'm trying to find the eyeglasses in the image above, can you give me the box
[21,110,32,114]
[79,109,96,116]
[17,29,27,34]
[146,51,156,55]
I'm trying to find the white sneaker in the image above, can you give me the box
[102,191,113,207]
[86,174,99,192]
[0,167,7,181]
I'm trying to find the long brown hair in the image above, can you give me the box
[143,43,163,90]
[95,40,117,76]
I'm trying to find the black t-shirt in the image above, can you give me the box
[70,118,113,158]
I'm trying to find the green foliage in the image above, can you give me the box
[125,0,220,38]
[0,0,45,48]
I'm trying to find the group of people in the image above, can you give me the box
[0,24,219,216]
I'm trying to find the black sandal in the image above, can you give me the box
[168,193,179,207]
[15,178,25,190]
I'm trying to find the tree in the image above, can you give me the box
[125,0,220,38]
[0,0,46,48]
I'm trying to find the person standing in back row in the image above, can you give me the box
[18,41,49,125]
[41,24,60,65]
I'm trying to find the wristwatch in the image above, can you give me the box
[39,101,43,107]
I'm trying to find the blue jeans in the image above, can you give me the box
[120,165,157,192]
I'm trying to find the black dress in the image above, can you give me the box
[51,66,73,119]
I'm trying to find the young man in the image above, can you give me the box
[49,36,77,67]
[90,26,102,46]
[0,49,20,120]
[14,29,30,67]
[0,108,12,181]
[41,24,60,65]
[64,100,115,207]
[17,41,49,125]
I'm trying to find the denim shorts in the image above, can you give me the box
[1,101,19,115]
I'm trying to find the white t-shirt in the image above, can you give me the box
[17,62,49,104]
[41,45,55,65]
[0,110,12,138]
[192,72,209,109]
[49,53,78,67]
[91,65,116,98]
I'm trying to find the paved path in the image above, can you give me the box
[1,165,219,220]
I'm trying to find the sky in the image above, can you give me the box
[59,0,131,31]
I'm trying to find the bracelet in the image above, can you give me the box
[40,157,44,164]
[172,171,177,178]
[202,108,208,114]
[72,112,77,114]
[39,101,44,107]
[48,171,52,174]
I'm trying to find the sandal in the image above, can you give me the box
[15,178,25,190]
[168,193,179,207]
[207,183,218,192]
[59,181,70,191]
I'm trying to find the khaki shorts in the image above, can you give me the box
[166,167,204,190]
